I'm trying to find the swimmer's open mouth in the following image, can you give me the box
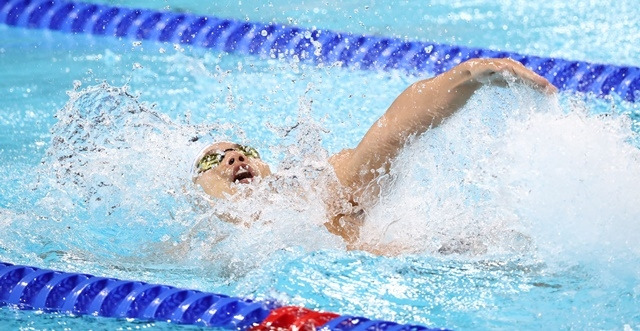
[233,166,255,184]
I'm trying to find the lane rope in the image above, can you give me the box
[0,262,446,330]
[0,0,639,102]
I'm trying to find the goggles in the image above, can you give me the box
[195,144,260,174]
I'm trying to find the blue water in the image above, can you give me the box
[1,1,640,330]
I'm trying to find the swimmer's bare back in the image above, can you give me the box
[325,58,556,247]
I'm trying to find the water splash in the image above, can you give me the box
[8,77,638,275]
[181,94,347,278]
[3,82,346,279]
[7,83,210,271]
[360,84,640,272]
[0,74,638,328]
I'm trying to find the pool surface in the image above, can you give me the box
[1,0,640,329]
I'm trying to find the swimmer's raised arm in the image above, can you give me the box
[330,58,556,203]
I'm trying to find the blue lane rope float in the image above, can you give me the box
[0,262,446,330]
[1,0,639,102]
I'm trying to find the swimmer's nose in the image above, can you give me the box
[225,151,246,166]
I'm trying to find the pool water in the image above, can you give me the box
[1,0,640,330]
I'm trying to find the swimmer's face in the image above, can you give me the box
[193,142,272,199]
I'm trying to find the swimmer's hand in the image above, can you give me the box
[456,58,557,94]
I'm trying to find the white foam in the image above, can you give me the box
[36,84,346,277]
[32,81,640,280]
[360,85,640,270]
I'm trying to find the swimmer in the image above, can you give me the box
[192,58,556,251]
